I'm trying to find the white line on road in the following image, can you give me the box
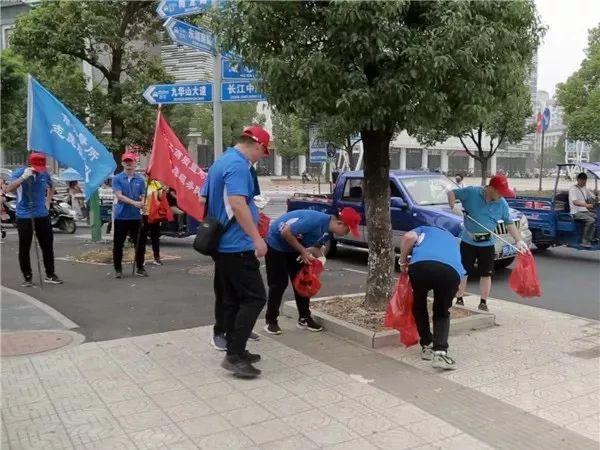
[342,268,367,274]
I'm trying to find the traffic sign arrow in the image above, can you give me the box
[164,18,214,54]
[157,0,212,19]
[143,82,213,105]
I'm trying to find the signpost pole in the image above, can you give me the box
[538,126,545,191]
[212,0,223,163]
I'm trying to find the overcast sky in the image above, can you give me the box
[536,0,600,97]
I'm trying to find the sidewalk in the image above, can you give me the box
[1,291,598,449]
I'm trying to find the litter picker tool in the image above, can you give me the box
[464,213,527,255]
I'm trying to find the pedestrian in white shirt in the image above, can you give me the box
[568,172,597,247]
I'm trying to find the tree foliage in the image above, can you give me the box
[9,0,185,157]
[272,111,308,179]
[214,1,542,305]
[556,26,600,143]
[193,103,265,151]
[316,117,361,170]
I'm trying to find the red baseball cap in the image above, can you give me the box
[121,152,138,162]
[489,174,515,198]
[28,152,47,172]
[339,207,361,237]
[242,125,271,154]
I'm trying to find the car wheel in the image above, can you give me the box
[324,238,337,258]
[494,257,514,271]
[535,243,551,251]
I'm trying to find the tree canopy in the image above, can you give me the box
[556,25,600,143]
[214,1,542,304]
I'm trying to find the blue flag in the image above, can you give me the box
[27,75,116,199]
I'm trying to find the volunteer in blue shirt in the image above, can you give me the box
[448,174,528,311]
[112,152,147,278]
[6,152,63,286]
[204,125,270,379]
[263,207,361,335]
[399,226,466,370]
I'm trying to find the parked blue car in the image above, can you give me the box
[287,170,532,270]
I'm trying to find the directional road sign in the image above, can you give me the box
[164,18,214,53]
[157,0,212,19]
[143,82,213,105]
[308,123,327,164]
[221,81,266,102]
[542,107,551,132]
[222,58,257,80]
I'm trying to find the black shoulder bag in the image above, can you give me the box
[193,184,236,256]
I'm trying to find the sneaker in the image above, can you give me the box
[221,355,261,379]
[455,298,464,306]
[21,276,33,287]
[297,317,323,332]
[478,302,489,312]
[152,259,163,266]
[114,271,123,279]
[44,275,63,284]
[241,350,261,364]
[135,268,148,278]
[432,351,457,370]
[248,331,260,341]
[264,322,283,335]
[211,333,227,351]
[421,345,433,361]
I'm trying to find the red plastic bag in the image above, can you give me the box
[257,212,271,238]
[293,259,324,298]
[509,252,542,298]
[384,273,420,347]
[148,193,174,224]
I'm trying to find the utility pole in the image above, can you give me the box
[212,0,223,162]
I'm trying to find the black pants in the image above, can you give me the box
[215,251,266,356]
[17,216,55,278]
[212,254,225,335]
[460,241,495,277]
[113,219,145,272]
[265,245,311,323]
[409,261,460,351]
[140,216,160,260]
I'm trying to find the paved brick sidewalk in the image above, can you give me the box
[2,296,599,449]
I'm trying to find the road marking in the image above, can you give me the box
[342,268,367,274]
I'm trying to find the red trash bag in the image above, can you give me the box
[384,273,420,347]
[148,193,174,224]
[257,212,271,238]
[509,252,542,298]
[293,259,324,298]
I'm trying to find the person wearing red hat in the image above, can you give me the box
[263,207,361,334]
[448,173,528,311]
[6,152,63,286]
[203,125,270,378]
[111,152,147,278]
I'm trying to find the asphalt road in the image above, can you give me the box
[0,213,598,342]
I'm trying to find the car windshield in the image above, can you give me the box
[401,176,458,206]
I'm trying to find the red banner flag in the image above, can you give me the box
[147,110,207,221]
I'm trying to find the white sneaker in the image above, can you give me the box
[421,345,433,361]
[432,351,456,370]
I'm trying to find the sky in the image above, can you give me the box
[535,0,600,97]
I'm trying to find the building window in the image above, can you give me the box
[2,25,14,50]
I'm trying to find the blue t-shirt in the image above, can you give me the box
[453,186,513,247]
[410,226,466,278]
[112,171,146,220]
[10,167,53,219]
[267,210,331,253]
[205,147,258,253]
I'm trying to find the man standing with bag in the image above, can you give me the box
[6,152,63,286]
[204,126,270,379]
[112,152,147,279]
[399,226,465,369]
[447,174,528,311]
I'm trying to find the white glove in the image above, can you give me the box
[20,168,34,180]
[451,204,464,217]
[253,195,269,210]
[516,240,529,253]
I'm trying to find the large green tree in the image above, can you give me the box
[215,1,542,305]
[272,111,308,179]
[9,0,184,156]
[556,26,600,143]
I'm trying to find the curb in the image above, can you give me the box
[282,293,495,349]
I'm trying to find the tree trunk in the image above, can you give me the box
[108,48,124,159]
[361,128,394,308]
[286,158,291,180]
[479,157,489,186]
